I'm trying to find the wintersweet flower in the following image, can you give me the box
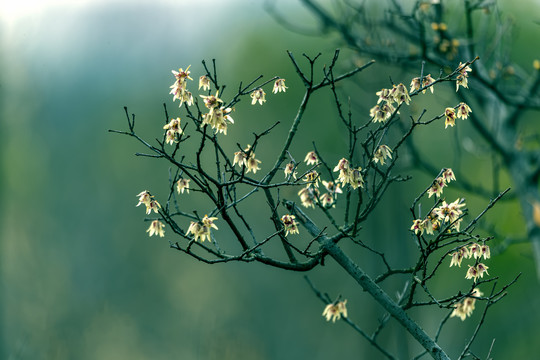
[333,158,350,173]
[449,247,467,267]
[163,117,183,145]
[465,265,479,280]
[172,66,193,86]
[480,244,491,260]
[200,91,223,111]
[199,75,210,91]
[250,88,266,105]
[451,288,483,321]
[391,83,411,105]
[202,215,218,230]
[202,106,234,135]
[422,212,440,235]
[411,219,425,235]
[322,180,342,194]
[476,263,489,278]
[427,177,446,198]
[272,78,287,93]
[373,145,393,165]
[147,220,165,237]
[304,151,318,166]
[469,243,481,259]
[298,185,319,208]
[456,102,472,119]
[186,221,210,242]
[284,162,297,180]
[176,178,190,194]
[349,167,364,189]
[442,168,456,183]
[376,88,393,104]
[146,199,161,215]
[410,77,421,93]
[246,155,262,174]
[322,300,348,323]
[445,107,457,128]
[280,214,299,236]
[136,190,152,208]
[416,74,436,93]
[233,150,248,168]
[320,193,335,207]
[303,170,320,187]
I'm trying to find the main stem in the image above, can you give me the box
[290,203,450,360]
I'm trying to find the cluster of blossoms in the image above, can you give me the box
[200,91,234,135]
[427,168,456,198]
[411,198,466,235]
[136,191,165,237]
[292,153,351,208]
[163,117,183,145]
[411,169,467,234]
[233,145,261,174]
[410,74,435,94]
[444,102,472,128]
[170,66,194,107]
[322,300,348,323]
[449,242,491,283]
[186,215,219,242]
[250,78,287,105]
[369,83,410,123]
[451,288,483,321]
[333,158,364,190]
[280,214,299,236]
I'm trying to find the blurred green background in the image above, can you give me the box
[1,0,539,359]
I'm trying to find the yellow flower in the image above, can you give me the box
[146,199,161,215]
[322,300,348,323]
[163,117,183,145]
[176,178,190,194]
[442,168,456,183]
[246,155,261,174]
[376,88,392,104]
[171,66,193,85]
[304,151,318,166]
[200,91,223,110]
[391,83,411,105]
[373,145,393,165]
[303,170,320,187]
[136,190,152,208]
[298,185,319,208]
[427,177,446,198]
[456,102,472,119]
[411,219,425,235]
[320,193,335,208]
[272,78,287,93]
[147,220,165,237]
[202,106,234,135]
[202,215,219,230]
[534,60,540,70]
[280,214,299,236]
[199,75,211,91]
[186,215,218,242]
[451,288,482,321]
[284,162,297,180]
[322,180,342,194]
[250,88,266,105]
[445,107,457,128]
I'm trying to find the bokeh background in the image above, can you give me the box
[2,0,540,359]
